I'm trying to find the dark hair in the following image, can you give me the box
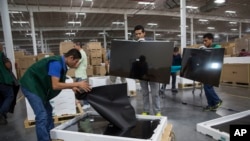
[203,33,214,40]
[173,47,179,52]
[134,25,145,33]
[74,41,83,48]
[64,48,81,59]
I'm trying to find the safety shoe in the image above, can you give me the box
[155,112,162,116]
[211,100,223,110]
[203,106,213,111]
[171,88,178,93]
[141,112,149,115]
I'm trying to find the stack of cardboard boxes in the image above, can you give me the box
[15,51,54,79]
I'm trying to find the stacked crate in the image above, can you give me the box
[86,42,106,76]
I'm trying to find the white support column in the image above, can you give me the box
[0,0,16,76]
[180,0,186,54]
[190,18,194,45]
[40,30,44,53]
[30,11,38,55]
[103,30,107,49]
[124,14,128,40]
[153,30,156,41]
[180,0,186,84]
[239,22,242,38]
[226,34,229,42]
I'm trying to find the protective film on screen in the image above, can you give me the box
[180,48,225,87]
[109,40,174,83]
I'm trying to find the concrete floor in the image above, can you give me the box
[0,84,250,141]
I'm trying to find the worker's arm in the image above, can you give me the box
[51,76,91,92]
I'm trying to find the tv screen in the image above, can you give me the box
[180,48,225,87]
[110,40,174,83]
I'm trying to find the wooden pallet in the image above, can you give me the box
[24,103,84,128]
[178,82,202,89]
[220,81,250,88]
[161,124,173,141]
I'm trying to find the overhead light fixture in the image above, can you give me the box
[229,21,237,24]
[207,27,215,30]
[147,23,158,26]
[13,21,29,24]
[138,2,155,5]
[85,0,93,2]
[112,22,124,25]
[98,32,107,35]
[225,10,236,14]
[199,19,208,22]
[214,0,225,4]
[231,28,238,31]
[186,6,198,9]
[65,32,76,36]
[25,33,38,36]
[75,12,86,16]
[68,21,81,24]
[155,33,161,36]
[9,11,22,14]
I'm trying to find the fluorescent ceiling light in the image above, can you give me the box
[229,21,237,24]
[9,11,22,14]
[231,28,237,31]
[112,22,124,25]
[186,6,198,9]
[199,19,208,22]
[75,12,86,16]
[138,2,155,5]
[65,32,75,35]
[225,10,236,14]
[26,33,38,36]
[98,32,106,35]
[68,21,81,24]
[13,21,29,24]
[214,0,225,4]
[85,0,93,2]
[155,33,161,36]
[147,23,157,26]
[207,27,215,30]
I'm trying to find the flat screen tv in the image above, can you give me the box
[180,48,225,87]
[109,40,174,83]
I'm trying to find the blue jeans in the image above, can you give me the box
[203,84,221,107]
[21,87,53,141]
[140,80,161,114]
[0,84,14,116]
[75,78,89,105]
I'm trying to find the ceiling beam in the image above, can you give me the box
[1,26,241,36]
[8,5,250,23]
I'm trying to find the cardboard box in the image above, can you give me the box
[89,49,102,58]
[14,51,25,58]
[221,64,250,83]
[93,65,106,76]
[37,53,54,60]
[59,42,74,55]
[87,42,102,50]
[86,65,93,76]
[90,57,102,65]
[66,68,76,78]
[18,56,37,69]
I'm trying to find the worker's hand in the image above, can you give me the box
[77,81,92,92]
